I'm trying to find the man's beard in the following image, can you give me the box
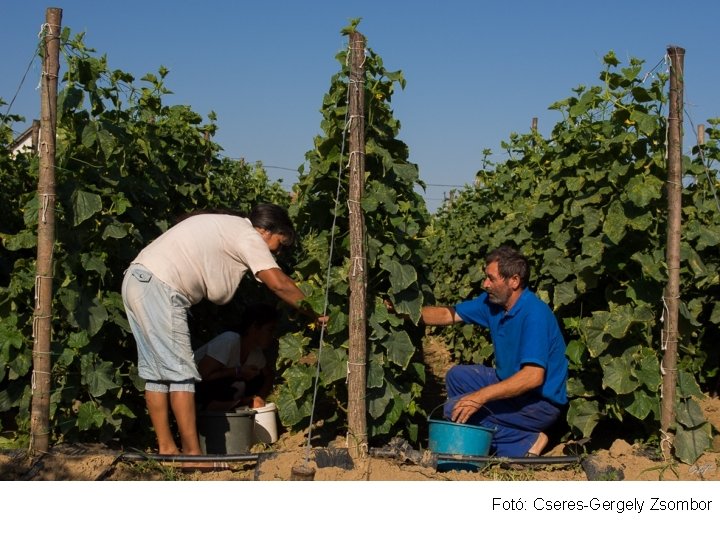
[487,289,510,306]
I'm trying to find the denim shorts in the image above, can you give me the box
[122,264,199,390]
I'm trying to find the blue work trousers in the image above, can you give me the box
[442,364,562,457]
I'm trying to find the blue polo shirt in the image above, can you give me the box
[454,289,568,405]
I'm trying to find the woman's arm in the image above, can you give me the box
[256,268,328,325]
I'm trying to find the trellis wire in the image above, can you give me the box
[301,38,360,467]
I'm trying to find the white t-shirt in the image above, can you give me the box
[193,331,266,370]
[133,214,280,305]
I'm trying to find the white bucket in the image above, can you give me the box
[252,402,278,444]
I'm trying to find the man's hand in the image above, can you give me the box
[451,392,485,424]
[449,366,546,423]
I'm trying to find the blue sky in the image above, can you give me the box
[3,0,719,212]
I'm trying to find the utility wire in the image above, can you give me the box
[2,47,40,123]
[684,107,720,214]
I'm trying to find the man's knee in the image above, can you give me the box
[446,364,495,388]
[445,365,463,386]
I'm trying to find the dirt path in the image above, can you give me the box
[1,336,718,481]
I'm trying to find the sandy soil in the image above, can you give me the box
[1,337,719,481]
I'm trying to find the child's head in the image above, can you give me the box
[238,303,279,347]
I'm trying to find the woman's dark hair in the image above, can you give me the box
[237,303,280,335]
[175,204,296,248]
[249,203,296,246]
[486,245,530,288]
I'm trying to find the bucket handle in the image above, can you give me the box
[428,398,493,424]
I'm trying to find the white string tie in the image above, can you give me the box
[35,275,41,309]
[659,429,672,456]
[34,275,52,309]
[350,255,364,277]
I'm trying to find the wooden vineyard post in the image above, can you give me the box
[31,119,41,155]
[346,31,368,459]
[660,45,685,460]
[30,7,62,455]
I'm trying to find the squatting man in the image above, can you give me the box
[416,245,568,457]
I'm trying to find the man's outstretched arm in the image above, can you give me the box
[420,306,464,326]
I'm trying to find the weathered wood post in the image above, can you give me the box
[660,45,685,460]
[346,31,368,459]
[31,119,41,155]
[30,7,62,454]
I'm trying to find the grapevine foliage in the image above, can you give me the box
[275,31,433,442]
[0,30,288,446]
[427,52,719,463]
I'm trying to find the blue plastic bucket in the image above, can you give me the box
[427,402,495,471]
[428,419,494,457]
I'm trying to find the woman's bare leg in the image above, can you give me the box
[145,390,179,455]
